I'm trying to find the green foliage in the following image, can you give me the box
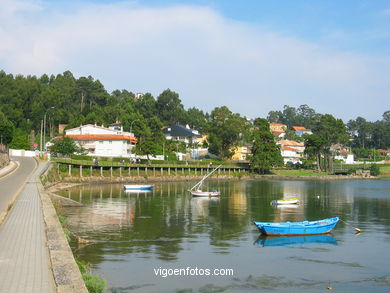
[82,274,106,293]
[208,106,248,159]
[156,89,185,124]
[0,110,14,145]
[76,260,106,293]
[9,128,30,149]
[369,164,380,176]
[50,137,85,156]
[250,118,283,174]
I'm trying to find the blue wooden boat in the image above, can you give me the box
[255,235,337,247]
[253,217,339,236]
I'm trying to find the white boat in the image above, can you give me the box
[271,197,299,205]
[188,165,222,197]
[190,190,221,197]
[124,184,153,191]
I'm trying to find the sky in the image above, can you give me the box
[0,0,389,122]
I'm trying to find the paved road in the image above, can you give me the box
[0,157,36,217]
[0,157,56,293]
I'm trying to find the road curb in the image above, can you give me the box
[37,163,88,293]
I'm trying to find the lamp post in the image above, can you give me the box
[43,106,55,152]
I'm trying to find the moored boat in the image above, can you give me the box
[190,190,221,197]
[253,217,339,236]
[271,197,299,205]
[124,184,153,191]
[188,165,222,197]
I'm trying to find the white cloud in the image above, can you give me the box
[0,0,388,121]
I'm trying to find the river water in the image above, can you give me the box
[59,179,390,293]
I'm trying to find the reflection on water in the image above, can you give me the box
[59,179,390,293]
[255,235,338,247]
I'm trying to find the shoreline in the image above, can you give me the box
[47,174,379,193]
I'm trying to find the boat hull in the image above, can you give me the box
[254,217,339,236]
[124,184,153,191]
[271,198,299,205]
[190,190,220,197]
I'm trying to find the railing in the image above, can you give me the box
[52,158,249,169]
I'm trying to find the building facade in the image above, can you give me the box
[65,124,137,158]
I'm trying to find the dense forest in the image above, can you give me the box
[0,70,389,163]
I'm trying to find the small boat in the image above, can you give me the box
[190,190,221,197]
[188,165,222,197]
[255,235,337,247]
[271,197,299,205]
[124,184,153,191]
[254,217,339,236]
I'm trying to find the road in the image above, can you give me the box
[0,156,37,220]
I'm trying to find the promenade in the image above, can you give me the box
[0,157,56,292]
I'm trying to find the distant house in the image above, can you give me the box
[330,144,354,164]
[292,126,313,137]
[277,139,305,164]
[270,123,287,139]
[64,123,137,158]
[162,124,202,144]
[231,145,251,161]
[378,149,390,157]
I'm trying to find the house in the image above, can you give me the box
[330,144,355,164]
[64,123,137,158]
[292,126,313,137]
[378,149,390,157]
[269,123,287,139]
[162,124,202,145]
[231,145,251,161]
[277,140,305,164]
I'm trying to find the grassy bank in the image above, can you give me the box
[271,169,332,177]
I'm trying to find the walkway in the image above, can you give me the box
[0,158,56,293]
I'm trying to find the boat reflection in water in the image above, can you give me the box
[255,234,337,247]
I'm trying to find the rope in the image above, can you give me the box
[339,218,362,233]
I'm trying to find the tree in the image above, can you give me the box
[49,137,84,157]
[250,118,283,174]
[208,106,247,159]
[156,89,185,124]
[308,114,349,172]
[9,129,30,149]
[0,111,14,145]
[303,134,326,172]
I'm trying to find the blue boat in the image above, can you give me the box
[255,235,337,247]
[253,217,339,236]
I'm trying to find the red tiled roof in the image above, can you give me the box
[66,134,137,143]
[378,149,390,154]
[292,126,306,131]
[281,146,300,152]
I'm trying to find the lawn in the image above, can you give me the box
[271,169,331,177]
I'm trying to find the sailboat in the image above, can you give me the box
[189,165,222,197]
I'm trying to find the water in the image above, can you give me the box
[59,179,390,292]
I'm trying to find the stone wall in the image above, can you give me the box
[0,153,9,168]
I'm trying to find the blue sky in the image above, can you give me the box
[0,0,389,121]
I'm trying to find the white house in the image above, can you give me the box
[331,144,355,164]
[277,140,305,164]
[64,124,137,158]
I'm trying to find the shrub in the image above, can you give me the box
[369,164,380,176]
[82,273,106,293]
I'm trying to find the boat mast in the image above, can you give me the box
[190,165,222,191]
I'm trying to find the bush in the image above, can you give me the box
[82,274,106,293]
[369,164,380,176]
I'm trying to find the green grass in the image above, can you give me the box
[379,164,390,176]
[271,169,331,177]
